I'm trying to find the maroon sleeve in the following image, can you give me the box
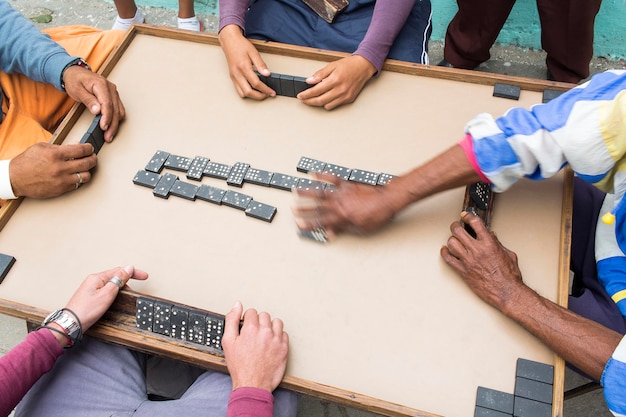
[0,329,63,417]
[227,387,274,417]
[354,0,415,73]
[219,0,251,33]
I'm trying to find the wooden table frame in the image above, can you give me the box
[0,25,574,417]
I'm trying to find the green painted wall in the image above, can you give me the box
[127,0,626,60]
[120,0,219,16]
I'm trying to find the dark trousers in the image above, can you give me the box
[245,0,433,64]
[443,0,602,83]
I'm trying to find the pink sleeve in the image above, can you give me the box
[0,329,63,417]
[354,0,415,73]
[458,134,490,183]
[219,0,251,33]
[227,387,274,417]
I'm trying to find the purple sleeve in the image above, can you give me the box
[219,0,252,33]
[0,329,63,417]
[227,387,274,417]
[354,0,415,73]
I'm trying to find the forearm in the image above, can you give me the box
[218,0,250,33]
[0,330,63,416]
[503,285,621,381]
[383,144,481,213]
[0,1,71,88]
[354,0,415,73]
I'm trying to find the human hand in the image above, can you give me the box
[218,25,275,100]
[62,66,125,142]
[222,301,289,392]
[65,265,148,332]
[297,55,376,110]
[292,173,400,237]
[440,211,527,312]
[9,142,97,198]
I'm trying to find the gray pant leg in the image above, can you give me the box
[146,356,205,399]
[15,336,298,417]
[136,370,299,417]
[272,388,300,417]
[15,337,148,417]
[135,370,232,416]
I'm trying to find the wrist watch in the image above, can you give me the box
[60,57,91,91]
[42,309,82,346]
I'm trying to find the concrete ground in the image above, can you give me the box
[3,0,625,415]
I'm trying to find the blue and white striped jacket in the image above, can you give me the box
[464,70,626,416]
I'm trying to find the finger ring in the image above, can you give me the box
[75,182,80,190]
[108,275,124,290]
[76,172,83,184]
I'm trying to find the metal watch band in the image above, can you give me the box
[42,308,82,345]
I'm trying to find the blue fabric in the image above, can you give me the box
[0,0,74,124]
[529,71,626,133]
[602,354,626,415]
[569,178,626,334]
[478,71,626,182]
[470,131,519,174]
[597,256,626,316]
[244,0,432,63]
[467,71,626,319]
[472,71,626,183]
[0,0,72,88]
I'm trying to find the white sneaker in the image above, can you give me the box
[177,16,203,32]
[112,8,145,30]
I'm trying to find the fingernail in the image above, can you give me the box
[123,265,134,275]
[232,300,241,309]
[91,104,99,112]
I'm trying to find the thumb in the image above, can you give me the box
[84,98,101,115]
[224,301,243,338]
[70,87,101,116]
[307,64,333,84]
[251,55,270,77]
[69,79,101,115]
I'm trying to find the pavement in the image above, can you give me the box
[2,0,625,416]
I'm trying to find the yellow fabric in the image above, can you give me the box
[611,289,626,304]
[0,26,125,160]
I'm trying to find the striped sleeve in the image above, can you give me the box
[464,70,626,321]
[602,335,626,416]
[465,70,626,194]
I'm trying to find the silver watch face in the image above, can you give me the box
[43,309,63,325]
[43,309,81,340]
